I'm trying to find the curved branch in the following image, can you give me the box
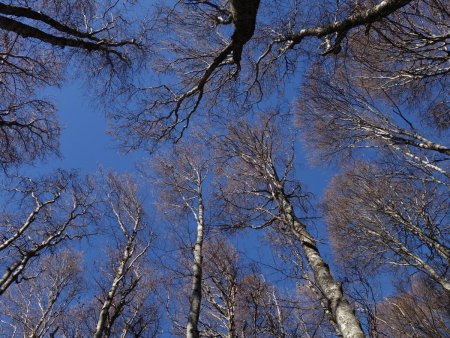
[0,15,134,62]
[0,3,102,42]
[278,0,413,52]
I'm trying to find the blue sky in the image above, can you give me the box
[4,1,441,336]
[41,71,348,336]
[10,3,398,331]
[50,81,145,174]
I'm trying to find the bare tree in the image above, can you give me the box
[0,2,147,60]
[0,99,60,171]
[342,0,449,102]
[200,236,240,338]
[151,139,213,338]
[90,261,160,338]
[296,62,449,178]
[201,236,332,338]
[0,0,153,170]
[292,0,449,330]
[0,171,160,338]
[233,269,334,338]
[0,170,96,295]
[111,0,418,147]
[1,1,446,337]
[376,276,450,337]
[324,163,450,292]
[0,249,83,338]
[92,172,157,338]
[268,229,346,337]
[216,114,364,338]
[234,273,282,338]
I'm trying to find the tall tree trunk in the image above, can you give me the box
[186,193,205,338]
[94,244,132,338]
[269,173,365,338]
[227,307,236,338]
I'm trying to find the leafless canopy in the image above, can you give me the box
[325,163,450,291]
[92,172,157,338]
[111,0,421,149]
[376,276,450,337]
[215,114,365,337]
[0,249,84,338]
[0,170,96,295]
[0,0,153,169]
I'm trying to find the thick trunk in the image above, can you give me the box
[0,15,114,52]
[186,195,205,338]
[229,0,260,65]
[272,180,364,338]
[294,223,365,338]
[285,0,413,47]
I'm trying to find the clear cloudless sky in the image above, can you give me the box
[49,81,145,174]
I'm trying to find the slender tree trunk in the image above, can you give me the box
[269,172,365,338]
[94,244,132,338]
[227,307,236,338]
[186,193,205,338]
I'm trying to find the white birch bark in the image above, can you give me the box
[93,174,149,338]
[93,243,134,338]
[186,189,205,338]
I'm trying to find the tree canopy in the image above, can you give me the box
[0,0,448,337]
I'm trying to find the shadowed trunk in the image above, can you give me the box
[230,0,260,65]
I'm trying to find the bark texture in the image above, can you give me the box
[221,117,366,338]
[93,242,134,338]
[269,174,365,338]
[186,192,205,338]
